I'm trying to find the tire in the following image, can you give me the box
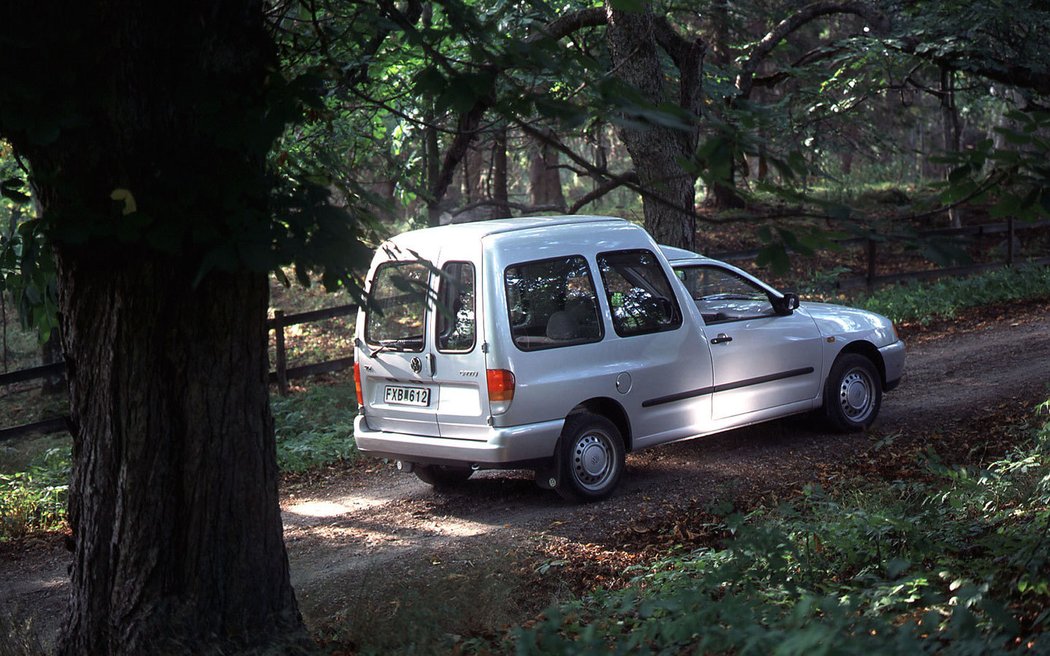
[823,353,882,432]
[554,413,625,502]
[414,464,474,489]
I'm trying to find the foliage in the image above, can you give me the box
[514,401,1050,655]
[0,143,57,343]
[0,446,69,541]
[0,381,358,540]
[271,382,358,472]
[855,264,1050,325]
[942,111,1050,222]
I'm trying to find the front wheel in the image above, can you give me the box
[555,413,625,502]
[414,464,473,489]
[824,353,882,432]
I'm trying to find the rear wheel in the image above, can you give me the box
[555,413,625,502]
[824,353,882,432]
[414,464,473,488]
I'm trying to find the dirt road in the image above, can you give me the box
[4,303,1049,651]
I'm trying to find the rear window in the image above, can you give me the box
[436,262,476,352]
[365,261,429,351]
[504,255,603,351]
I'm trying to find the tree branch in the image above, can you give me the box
[894,37,1050,95]
[569,170,640,213]
[736,1,885,99]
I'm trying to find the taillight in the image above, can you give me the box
[353,362,364,408]
[487,369,515,415]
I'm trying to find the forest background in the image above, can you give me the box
[1,0,1050,654]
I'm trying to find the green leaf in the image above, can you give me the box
[885,558,910,578]
[110,188,138,215]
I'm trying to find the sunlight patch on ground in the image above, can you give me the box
[424,517,494,537]
[285,496,386,517]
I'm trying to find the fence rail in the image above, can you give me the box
[0,303,360,442]
[709,218,1050,291]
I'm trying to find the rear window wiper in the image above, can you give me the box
[359,337,423,358]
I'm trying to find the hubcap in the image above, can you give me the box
[572,431,615,491]
[839,369,874,422]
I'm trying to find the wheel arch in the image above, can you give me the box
[837,340,886,388]
[568,397,633,452]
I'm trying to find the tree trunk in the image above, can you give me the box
[0,3,306,653]
[492,126,510,217]
[528,129,567,212]
[464,142,486,204]
[40,327,64,395]
[940,66,962,228]
[56,251,302,654]
[606,3,697,249]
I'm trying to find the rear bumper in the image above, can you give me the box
[354,415,564,468]
[879,339,906,391]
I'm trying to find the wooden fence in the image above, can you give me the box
[0,304,359,442]
[709,218,1050,291]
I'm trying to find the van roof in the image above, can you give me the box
[386,215,631,245]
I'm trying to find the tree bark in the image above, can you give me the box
[528,129,567,212]
[492,126,510,217]
[940,66,962,228]
[40,327,64,395]
[56,252,301,654]
[605,2,698,250]
[0,2,306,653]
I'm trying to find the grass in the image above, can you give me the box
[849,264,1050,326]
[511,401,1050,655]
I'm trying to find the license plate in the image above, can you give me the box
[384,385,431,407]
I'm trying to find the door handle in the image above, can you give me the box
[710,333,733,345]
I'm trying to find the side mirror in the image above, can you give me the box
[774,292,800,315]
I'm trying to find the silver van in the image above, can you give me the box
[353,216,904,501]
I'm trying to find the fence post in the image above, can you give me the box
[1007,216,1015,267]
[866,237,877,293]
[274,310,289,397]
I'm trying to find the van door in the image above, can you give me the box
[430,260,491,440]
[359,259,441,437]
[677,264,822,420]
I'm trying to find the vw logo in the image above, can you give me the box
[410,357,423,374]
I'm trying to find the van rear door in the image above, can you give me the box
[430,256,491,441]
[359,259,441,437]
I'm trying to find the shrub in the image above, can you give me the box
[272,382,357,473]
[0,447,69,540]
[856,265,1050,325]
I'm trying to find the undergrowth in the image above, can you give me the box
[0,447,68,540]
[0,383,357,539]
[271,381,357,473]
[514,401,1050,655]
[854,264,1050,325]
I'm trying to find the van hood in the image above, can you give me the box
[797,302,897,346]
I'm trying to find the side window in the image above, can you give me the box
[365,261,429,351]
[504,256,603,351]
[676,265,774,323]
[436,262,476,352]
[597,249,682,337]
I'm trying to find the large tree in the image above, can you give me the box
[0,2,325,653]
